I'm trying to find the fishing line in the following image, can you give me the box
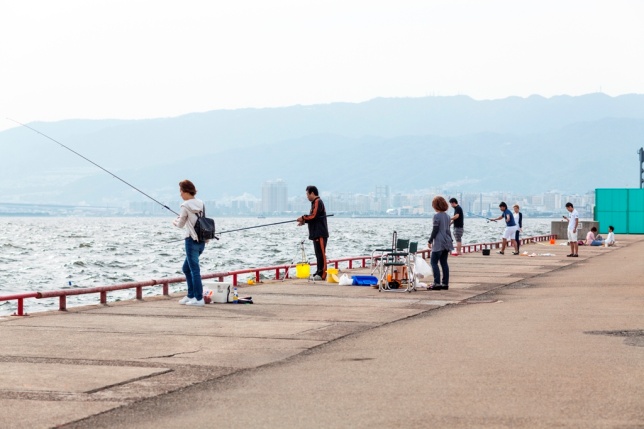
[7,118,179,216]
[468,213,494,223]
[218,214,335,235]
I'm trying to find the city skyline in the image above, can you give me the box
[1,183,595,218]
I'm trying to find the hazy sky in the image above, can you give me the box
[2,0,643,132]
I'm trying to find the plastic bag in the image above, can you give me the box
[338,273,353,286]
[414,255,432,278]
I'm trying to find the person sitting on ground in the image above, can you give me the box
[586,227,599,246]
[604,226,616,247]
[587,227,605,246]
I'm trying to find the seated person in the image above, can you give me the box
[592,226,615,246]
[586,227,599,246]
[604,225,616,247]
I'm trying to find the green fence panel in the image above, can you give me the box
[596,189,628,213]
[595,188,644,234]
[627,189,644,211]
[627,189,644,234]
[599,212,629,233]
[628,213,644,233]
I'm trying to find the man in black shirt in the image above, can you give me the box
[449,198,464,256]
[297,186,329,281]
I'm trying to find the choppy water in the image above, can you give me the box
[0,216,554,315]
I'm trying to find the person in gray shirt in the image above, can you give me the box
[428,196,454,290]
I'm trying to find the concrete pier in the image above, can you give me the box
[1,237,643,428]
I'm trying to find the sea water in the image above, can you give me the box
[0,216,554,315]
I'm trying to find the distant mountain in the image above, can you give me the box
[2,94,643,204]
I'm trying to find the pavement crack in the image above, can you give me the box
[585,329,644,348]
[585,329,644,337]
[143,349,202,359]
[457,299,503,305]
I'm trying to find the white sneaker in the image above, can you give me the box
[186,298,205,307]
[178,296,194,305]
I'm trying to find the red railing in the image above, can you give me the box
[0,234,556,316]
[0,292,39,317]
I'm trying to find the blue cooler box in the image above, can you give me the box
[351,275,378,286]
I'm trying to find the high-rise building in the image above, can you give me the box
[261,179,288,213]
[543,192,562,211]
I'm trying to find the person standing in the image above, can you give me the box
[173,179,207,306]
[427,196,454,290]
[297,186,329,281]
[562,202,579,257]
[489,202,518,255]
[449,197,464,256]
[512,204,523,253]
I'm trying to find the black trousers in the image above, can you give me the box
[313,237,328,279]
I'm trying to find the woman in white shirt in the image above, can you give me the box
[512,204,523,253]
[173,179,207,306]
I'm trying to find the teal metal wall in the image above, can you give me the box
[595,188,644,234]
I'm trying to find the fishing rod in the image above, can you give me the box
[468,213,495,223]
[164,214,335,243]
[7,118,179,216]
[217,214,335,235]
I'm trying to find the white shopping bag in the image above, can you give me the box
[338,273,353,286]
[414,255,432,278]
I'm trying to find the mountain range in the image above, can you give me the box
[1,93,643,205]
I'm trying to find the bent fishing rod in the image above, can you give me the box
[7,118,179,216]
[217,214,335,235]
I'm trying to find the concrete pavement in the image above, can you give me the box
[1,237,642,428]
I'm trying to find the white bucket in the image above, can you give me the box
[205,281,231,303]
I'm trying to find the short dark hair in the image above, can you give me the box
[449,198,458,204]
[306,185,319,196]
[609,225,614,232]
[499,202,507,209]
[591,227,597,232]
[565,202,574,208]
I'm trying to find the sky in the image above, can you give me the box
[1,0,643,133]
